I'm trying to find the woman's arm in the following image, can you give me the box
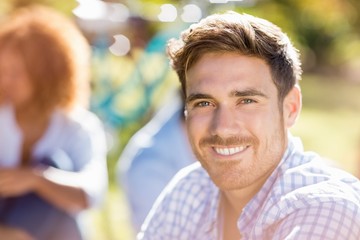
[0,167,87,214]
[0,111,108,214]
[0,224,34,240]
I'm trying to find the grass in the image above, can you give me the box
[292,74,360,174]
[86,73,360,240]
[86,185,135,240]
[291,108,360,174]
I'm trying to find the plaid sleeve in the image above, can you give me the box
[272,200,360,240]
[138,164,214,240]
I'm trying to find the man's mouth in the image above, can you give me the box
[213,146,248,156]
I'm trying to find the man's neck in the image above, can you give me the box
[221,166,274,215]
[219,193,242,240]
[219,173,271,240]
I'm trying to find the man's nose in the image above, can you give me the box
[210,106,240,137]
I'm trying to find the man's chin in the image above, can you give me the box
[211,177,244,191]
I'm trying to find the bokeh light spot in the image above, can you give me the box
[158,4,177,22]
[108,3,130,22]
[73,0,107,20]
[109,35,131,56]
[181,4,202,23]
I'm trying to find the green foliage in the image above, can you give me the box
[231,0,360,70]
[0,0,76,15]
[129,0,360,70]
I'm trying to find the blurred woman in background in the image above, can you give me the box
[0,5,108,240]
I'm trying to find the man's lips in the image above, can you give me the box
[213,145,248,156]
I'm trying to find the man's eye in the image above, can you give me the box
[241,99,255,104]
[196,101,211,107]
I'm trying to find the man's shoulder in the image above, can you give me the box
[164,162,216,196]
[253,157,360,238]
[150,162,218,215]
[139,162,218,239]
[272,154,360,215]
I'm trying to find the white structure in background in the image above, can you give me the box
[109,34,131,56]
[181,4,202,23]
[158,4,178,22]
[73,0,130,34]
[158,3,202,23]
[209,0,246,3]
[73,0,255,56]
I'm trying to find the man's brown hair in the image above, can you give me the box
[167,11,302,101]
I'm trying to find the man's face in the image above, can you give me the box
[185,52,298,191]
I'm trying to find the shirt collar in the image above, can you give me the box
[238,133,303,233]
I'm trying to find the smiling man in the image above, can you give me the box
[138,12,360,239]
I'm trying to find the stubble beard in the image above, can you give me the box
[194,122,287,191]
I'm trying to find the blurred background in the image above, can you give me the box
[1,0,360,239]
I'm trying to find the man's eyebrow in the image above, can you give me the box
[186,89,268,104]
[230,89,268,98]
[186,93,212,104]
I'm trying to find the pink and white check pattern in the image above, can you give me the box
[138,136,360,240]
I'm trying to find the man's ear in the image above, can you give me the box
[283,85,302,128]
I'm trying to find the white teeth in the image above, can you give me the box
[214,146,246,156]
